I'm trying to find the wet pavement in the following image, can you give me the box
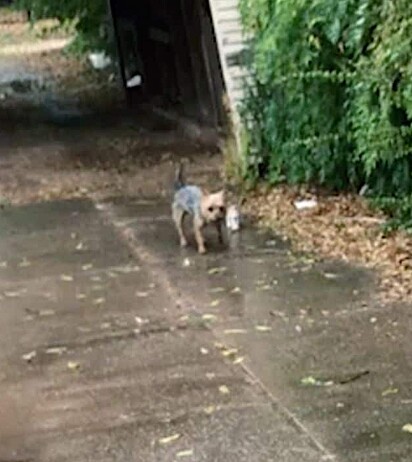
[0,196,411,461]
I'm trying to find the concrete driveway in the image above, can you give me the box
[0,194,411,461]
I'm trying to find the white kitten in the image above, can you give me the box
[226,204,241,232]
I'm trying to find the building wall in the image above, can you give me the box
[207,0,248,115]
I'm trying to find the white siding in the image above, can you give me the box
[208,0,248,114]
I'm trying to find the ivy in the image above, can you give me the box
[13,0,112,53]
[240,0,412,231]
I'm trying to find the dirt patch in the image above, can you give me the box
[243,186,412,303]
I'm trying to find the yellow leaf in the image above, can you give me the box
[202,313,217,321]
[60,274,73,282]
[22,350,36,362]
[208,267,227,275]
[203,405,216,415]
[233,356,245,364]
[255,325,272,332]
[402,423,412,434]
[159,433,180,445]
[82,264,93,271]
[222,348,238,357]
[176,449,194,458]
[210,299,220,307]
[93,297,106,305]
[67,361,80,370]
[382,387,398,397]
[209,287,225,293]
[136,291,149,298]
[19,258,31,268]
[223,329,247,335]
[219,385,230,395]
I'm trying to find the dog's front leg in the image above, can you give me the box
[216,220,224,244]
[194,217,206,254]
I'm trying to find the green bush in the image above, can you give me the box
[14,0,112,53]
[240,0,412,231]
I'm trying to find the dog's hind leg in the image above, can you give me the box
[172,205,188,247]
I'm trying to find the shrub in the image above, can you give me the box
[240,0,412,231]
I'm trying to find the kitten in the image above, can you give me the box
[225,204,241,232]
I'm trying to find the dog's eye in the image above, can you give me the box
[219,206,225,213]
[208,206,214,213]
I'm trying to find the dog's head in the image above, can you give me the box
[201,190,226,222]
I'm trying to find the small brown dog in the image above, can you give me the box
[172,164,226,254]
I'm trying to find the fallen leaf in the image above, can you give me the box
[176,449,194,458]
[67,361,80,370]
[233,356,245,364]
[402,423,412,434]
[204,405,216,414]
[4,289,26,298]
[183,258,191,268]
[202,313,217,321]
[76,242,84,250]
[209,287,225,293]
[223,329,247,334]
[200,347,209,355]
[39,309,55,316]
[136,291,149,298]
[82,264,93,271]
[18,258,31,268]
[219,385,230,395]
[206,372,216,380]
[323,272,338,279]
[135,316,149,325]
[231,287,241,294]
[222,348,238,357]
[382,387,398,397]
[46,346,67,355]
[257,284,272,291]
[76,293,87,300]
[255,325,272,332]
[0,261,7,268]
[210,299,220,307]
[301,376,334,387]
[208,267,227,275]
[159,433,180,445]
[60,274,74,282]
[93,297,106,305]
[22,350,36,362]
[116,265,140,273]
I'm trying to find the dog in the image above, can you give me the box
[172,164,226,254]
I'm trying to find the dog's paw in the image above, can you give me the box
[180,239,188,248]
[198,246,207,255]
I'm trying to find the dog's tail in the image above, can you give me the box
[174,163,185,191]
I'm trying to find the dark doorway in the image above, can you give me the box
[109,0,226,128]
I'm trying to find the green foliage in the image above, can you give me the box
[240,0,412,228]
[13,0,112,53]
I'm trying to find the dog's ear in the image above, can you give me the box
[216,189,225,200]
